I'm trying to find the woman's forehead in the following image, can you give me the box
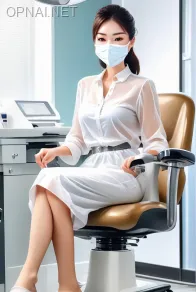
[97,21,127,35]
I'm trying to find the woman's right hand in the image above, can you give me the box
[35,148,57,168]
[121,156,138,177]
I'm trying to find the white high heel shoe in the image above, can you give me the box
[10,286,32,292]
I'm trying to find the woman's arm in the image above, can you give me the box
[136,79,169,154]
[55,145,72,157]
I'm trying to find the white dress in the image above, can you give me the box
[29,65,169,230]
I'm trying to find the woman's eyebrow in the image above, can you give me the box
[97,32,126,36]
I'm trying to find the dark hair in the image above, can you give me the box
[93,4,140,75]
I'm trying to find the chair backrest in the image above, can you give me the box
[158,93,195,203]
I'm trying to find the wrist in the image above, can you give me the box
[147,150,159,156]
[55,145,72,157]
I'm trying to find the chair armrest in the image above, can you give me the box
[158,148,195,167]
[130,148,195,231]
[130,148,195,168]
[130,153,157,168]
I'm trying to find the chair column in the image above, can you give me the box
[84,238,137,292]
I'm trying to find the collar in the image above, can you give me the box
[95,65,132,83]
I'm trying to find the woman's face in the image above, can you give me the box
[95,19,134,50]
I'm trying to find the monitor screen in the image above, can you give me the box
[16,101,55,117]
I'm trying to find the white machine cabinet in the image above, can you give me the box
[0,134,70,292]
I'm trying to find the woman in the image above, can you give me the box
[11,4,168,292]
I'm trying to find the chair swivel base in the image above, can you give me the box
[82,250,172,292]
[123,279,171,291]
[82,280,172,292]
[81,281,172,292]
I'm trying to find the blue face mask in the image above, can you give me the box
[95,41,130,67]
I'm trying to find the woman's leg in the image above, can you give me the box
[46,190,81,292]
[15,185,53,291]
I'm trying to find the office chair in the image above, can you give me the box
[74,93,195,292]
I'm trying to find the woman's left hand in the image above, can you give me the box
[121,156,137,177]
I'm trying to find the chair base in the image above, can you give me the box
[81,280,172,292]
[82,250,172,292]
[82,280,172,292]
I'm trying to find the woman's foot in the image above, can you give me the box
[58,285,81,292]
[58,288,82,292]
[14,269,38,292]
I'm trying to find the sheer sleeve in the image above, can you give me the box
[136,79,169,153]
[59,80,90,165]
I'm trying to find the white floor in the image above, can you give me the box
[170,284,196,291]
[139,278,196,291]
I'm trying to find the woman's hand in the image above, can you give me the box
[35,148,57,168]
[121,156,137,177]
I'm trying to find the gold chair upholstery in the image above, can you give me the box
[85,93,195,230]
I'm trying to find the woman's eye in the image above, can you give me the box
[115,37,123,41]
[97,38,105,42]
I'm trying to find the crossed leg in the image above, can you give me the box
[14,185,81,292]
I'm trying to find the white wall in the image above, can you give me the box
[34,1,53,103]
[0,0,53,102]
[0,0,34,100]
[113,0,180,93]
[182,0,196,270]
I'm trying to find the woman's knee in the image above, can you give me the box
[36,185,47,197]
[45,189,56,199]
[45,191,72,215]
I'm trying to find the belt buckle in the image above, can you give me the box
[102,146,108,152]
[96,146,108,153]
[97,146,102,153]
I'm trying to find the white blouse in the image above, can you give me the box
[60,65,169,165]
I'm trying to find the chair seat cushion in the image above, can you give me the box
[87,201,166,230]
